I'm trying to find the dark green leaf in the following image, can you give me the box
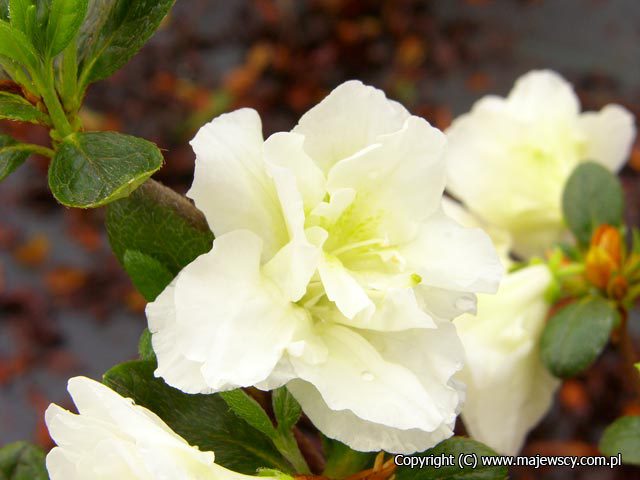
[46,0,88,57]
[541,296,617,378]
[395,437,508,480]
[562,162,624,245]
[8,0,31,33]
[599,416,640,465]
[0,134,29,182]
[79,0,175,86]
[272,387,301,433]
[123,249,173,301]
[0,0,8,20]
[0,92,48,124]
[322,437,375,479]
[103,360,292,474]
[106,180,214,276]
[0,441,48,480]
[137,328,155,362]
[48,131,163,208]
[220,390,277,439]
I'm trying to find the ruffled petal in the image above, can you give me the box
[579,104,636,172]
[293,81,410,172]
[188,109,287,260]
[402,207,503,294]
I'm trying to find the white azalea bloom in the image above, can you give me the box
[454,265,560,455]
[45,377,282,480]
[147,81,503,454]
[446,70,636,257]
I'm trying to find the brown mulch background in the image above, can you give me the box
[2,1,640,479]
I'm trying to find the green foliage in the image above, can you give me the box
[123,249,173,301]
[599,416,640,465]
[48,131,163,208]
[540,296,618,378]
[395,437,508,480]
[0,20,38,70]
[0,134,30,182]
[322,438,375,478]
[103,360,293,474]
[106,180,214,276]
[562,162,624,245]
[272,387,302,433]
[137,328,156,362]
[0,92,48,124]
[46,0,88,57]
[220,390,278,439]
[78,0,175,88]
[0,441,48,480]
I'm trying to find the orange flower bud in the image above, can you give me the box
[585,225,623,290]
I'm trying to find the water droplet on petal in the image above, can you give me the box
[361,371,375,381]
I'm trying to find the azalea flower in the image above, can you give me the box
[454,264,559,455]
[147,81,502,454]
[445,70,636,257]
[45,377,286,480]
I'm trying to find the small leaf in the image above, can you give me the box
[46,0,89,57]
[562,162,624,245]
[0,134,29,182]
[0,441,48,480]
[220,389,277,439]
[137,328,155,362]
[0,92,48,124]
[599,416,640,465]
[106,180,214,276]
[0,20,39,70]
[541,296,618,378]
[103,360,292,474]
[123,249,173,301]
[79,0,175,86]
[395,437,508,480]
[272,387,301,433]
[48,131,163,208]
[322,438,375,479]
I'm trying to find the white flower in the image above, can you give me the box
[446,70,636,257]
[45,376,278,480]
[454,265,560,455]
[146,81,502,454]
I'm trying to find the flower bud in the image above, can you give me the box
[585,225,623,290]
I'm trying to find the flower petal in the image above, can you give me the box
[294,81,410,172]
[507,70,579,121]
[287,379,454,454]
[454,265,560,455]
[317,254,373,319]
[188,109,287,260]
[148,230,308,392]
[579,104,636,172]
[288,324,448,432]
[402,206,503,294]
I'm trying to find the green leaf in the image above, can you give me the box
[562,162,624,245]
[78,0,175,87]
[123,249,173,301]
[0,92,48,124]
[395,437,508,480]
[48,131,163,208]
[541,296,618,378]
[106,180,214,276]
[272,387,301,433]
[8,0,32,33]
[137,328,155,362]
[322,438,375,479]
[220,390,277,439]
[0,134,29,182]
[0,441,48,480]
[46,0,88,57]
[0,19,39,70]
[599,416,640,465]
[103,360,292,474]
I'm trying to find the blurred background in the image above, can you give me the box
[1,1,639,478]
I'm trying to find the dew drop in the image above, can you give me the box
[361,371,375,382]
